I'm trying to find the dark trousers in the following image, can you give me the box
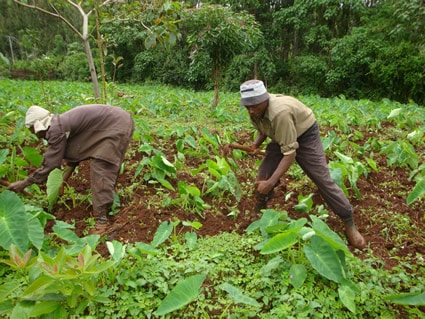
[257,122,352,218]
[91,120,134,216]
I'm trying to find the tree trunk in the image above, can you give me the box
[212,64,219,108]
[83,38,100,100]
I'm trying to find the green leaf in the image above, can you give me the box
[246,209,286,237]
[29,300,60,317]
[10,300,34,319]
[294,194,313,213]
[0,190,29,252]
[133,242,158,255]
[289,264,307,289]
[155,274,206,316]
[184,135,197,149]
[0,281,21,300]
[219,282,260,307]
[22,146,43,167]
[338,284,356,313]
[157,177,175,191]
[0,149,9,166]
[185,232,197,249]
[260,231,299,254]
[106,240,126,261]
[304,236,345,283]
[387,108,403,119]
[151,221,173,248]
[52,221,80,243]
[407,179,425,205]
[21,275,55,299]
[46,169,63,211]
[310,216,351,255]
[26,213,44,250]
[385,291,425,306]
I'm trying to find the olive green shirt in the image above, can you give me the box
[251,94,316,155]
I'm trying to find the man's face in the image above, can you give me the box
[245,100,268,120]
[29,126,46,139]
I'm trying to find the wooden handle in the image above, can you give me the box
[227,143,266,155]
[0,179,33,198]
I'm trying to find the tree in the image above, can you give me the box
[12,0,110,99]
[182,5,263,108]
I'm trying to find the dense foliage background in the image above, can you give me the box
[1,0,424,105]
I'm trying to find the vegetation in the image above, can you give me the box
[1,0,424,105]
[0,79,424,318]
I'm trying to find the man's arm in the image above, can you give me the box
[256,151,296,194]
[251,131,267,151]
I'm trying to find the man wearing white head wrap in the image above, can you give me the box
[8,104,134,235]
[223,79,366,250]
[25,106,53,133]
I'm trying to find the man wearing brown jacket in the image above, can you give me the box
[229,79,366,249]
[8,104,134,234]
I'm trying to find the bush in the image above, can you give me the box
[223,48,275,92]
[60,52,91,81]
[286,55,328,95]
[370,42,425,105]
[132,47,190,86]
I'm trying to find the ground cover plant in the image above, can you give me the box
[0,79,424,318]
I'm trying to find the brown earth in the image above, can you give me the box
[47,128,425,270]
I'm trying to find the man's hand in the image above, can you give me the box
[255,180,274,195]
[8,179,32,193]
[221,144,234,157]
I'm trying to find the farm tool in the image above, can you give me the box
[0,179,33,198]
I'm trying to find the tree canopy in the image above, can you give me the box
[1,0,424,105]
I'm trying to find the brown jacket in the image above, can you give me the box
[28,104,134,184]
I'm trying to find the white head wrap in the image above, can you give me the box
[25,105,53,133]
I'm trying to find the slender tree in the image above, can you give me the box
[182,5,263,108]
[12,0,116,99]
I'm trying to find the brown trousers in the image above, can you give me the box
[257,122,353,218]
[90,120,134,217]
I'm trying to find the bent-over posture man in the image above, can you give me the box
[229,79,366,249]
[8,104,134,234]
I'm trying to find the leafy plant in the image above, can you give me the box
[294,193,314,213]
[134,145,177,191]
[0,190,53,252]
[166,181,211,218]
[247,209,358,312]
[0,240,125,318]
[380,139,419,170]
[329,151,370,199]
[192,155,242,201]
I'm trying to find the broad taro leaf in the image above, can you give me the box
[385,291,425,306]
[151,221,173,248]
[0,190,29,251]
[46,168,63,211]
[155,274,206,316]
[219,282,260,307]
[304,235,345,284]
[22,146,43,167]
